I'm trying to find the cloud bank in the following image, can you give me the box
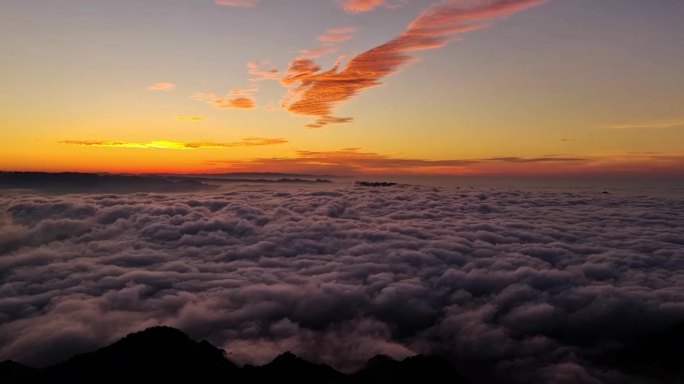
[1,185,683,383]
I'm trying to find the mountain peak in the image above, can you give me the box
[271,351,304,364]
[0,327,471,384]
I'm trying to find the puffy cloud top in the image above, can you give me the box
[0,185,683,383]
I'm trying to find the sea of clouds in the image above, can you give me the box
[1,184,683,383]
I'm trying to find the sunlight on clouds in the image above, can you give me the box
[175,116,206,121]
[247,62,280,81]
[318,27,357,43]
[147,82,176,91]
[58,138,287,150]
[342,0,386,13]
[192,92,256,109]
[279,0,546,128]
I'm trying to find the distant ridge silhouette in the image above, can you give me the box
[352,354,462,384]
[243,351,345,384]
[0,172,210,193]
[0,326,468,384]
[597,320,684,382]
[5,323,684,383]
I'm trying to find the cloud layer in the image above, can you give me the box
[1,185,683,383]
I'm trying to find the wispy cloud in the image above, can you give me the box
[298,46,339,60]
[147,82,176,91]
[318,27,357,43]
[609,120,684,129]
[226,26,355,114]
[209,147,478,174]
[216,0,396,12]
[205,147,660,175]
[247,62,280,81]
[175,116,206,121]
[280,0,546,128]
[342,0,386,13]
[214,0,259,7]
[486,156,586,163]
[305,116,354,129]
[291,26,357,64]
[58,138,286,150]
[228,85,259,97]
[193,83,259,109]
[192,92,256,109]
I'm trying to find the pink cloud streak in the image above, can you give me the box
[342,0,386,13]
[214,0,259,7]
[281,0,546,128]
[318,27,357,43]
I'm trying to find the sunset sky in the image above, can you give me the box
[1,0,683,175]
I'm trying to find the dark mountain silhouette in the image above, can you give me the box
[0,326,469,384]
[0,172,211,193]
[355,181,397,187]
[170,176,333,184]
[244,351,344,384]
[352,354,468,384]
[0,361,36,384]
[158,172,334,179]
[595,320,684,383]
[36,327,237,384]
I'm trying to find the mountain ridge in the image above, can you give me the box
[0,326,468,384]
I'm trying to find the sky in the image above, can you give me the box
[1,0,683,175]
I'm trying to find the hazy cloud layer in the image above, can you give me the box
[206,148,588,175]
[205,149,684,176]
[1,185,682,383]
